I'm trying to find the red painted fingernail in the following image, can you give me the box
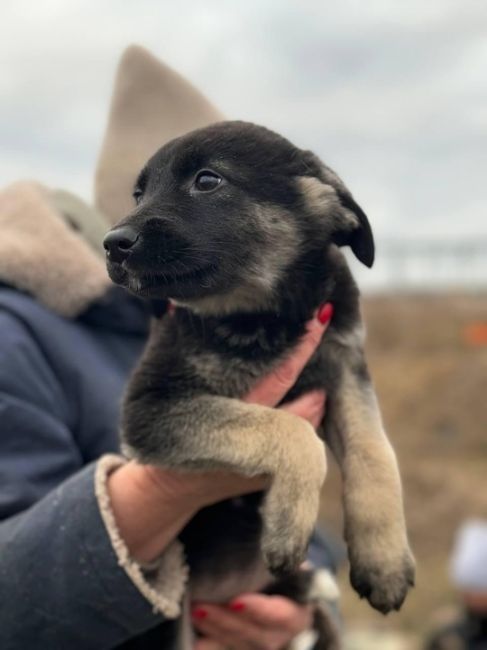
[229,600,245,612]
[192,607,208,620]
[317,303,334,324]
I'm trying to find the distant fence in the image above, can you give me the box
[351,238,487,292]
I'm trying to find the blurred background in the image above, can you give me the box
[1,1,486,647]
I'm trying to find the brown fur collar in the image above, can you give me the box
[0,181,112,318]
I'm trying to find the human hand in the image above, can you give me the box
[192,593,313,650]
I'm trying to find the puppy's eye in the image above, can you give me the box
[133,188,143,204]
[194,170,222,193]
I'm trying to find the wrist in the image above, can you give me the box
[106,461,198,563]
[134,463,206,514]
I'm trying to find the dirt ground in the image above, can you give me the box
[318,292,487,648]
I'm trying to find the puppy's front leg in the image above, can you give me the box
[122,395,327,576]
[324,365,415,613]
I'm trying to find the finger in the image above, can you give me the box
[192,605,270,649]
[243,304,333,407]
[194,639,225,650]
[194,620,258,650]
[228,594,313,636]
[279,390,326,428]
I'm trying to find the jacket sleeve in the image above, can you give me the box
[0,310,187,649]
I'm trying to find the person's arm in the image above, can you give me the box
[0,308,258,648]
[0,310,189,649]
[0,307,330,650]
[0,461,180,650]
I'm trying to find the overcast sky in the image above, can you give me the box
[1,0,486,259]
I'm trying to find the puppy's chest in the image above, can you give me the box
[186,349,272,397]
[184,336,328,400]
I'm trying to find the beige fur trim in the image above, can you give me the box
[94,45,225,224]
[0,181,111,317]
[95,454,189,619]
[49,188,109,258]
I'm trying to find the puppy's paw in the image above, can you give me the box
[260,488,320,577]
[350,548,415,614]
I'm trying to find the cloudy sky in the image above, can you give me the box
[1,0,486,286]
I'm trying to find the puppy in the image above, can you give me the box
[104,121,415,635]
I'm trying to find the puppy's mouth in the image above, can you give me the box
[107,259,218,298]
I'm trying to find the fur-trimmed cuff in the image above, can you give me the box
[94,454,189,619]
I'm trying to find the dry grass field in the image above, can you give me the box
[318,292,487,647]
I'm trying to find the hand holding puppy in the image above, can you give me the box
[192,593,313,650]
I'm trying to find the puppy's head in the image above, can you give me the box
[104,121,374,312]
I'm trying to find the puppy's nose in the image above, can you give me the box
[103,227,139,263]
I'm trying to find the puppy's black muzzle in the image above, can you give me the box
[103,226,139,263]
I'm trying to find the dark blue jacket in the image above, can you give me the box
[0,285,335,649]
[0,286,175,648]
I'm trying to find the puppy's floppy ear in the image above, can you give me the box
[297,165,375,268]
[333,190,375,268]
